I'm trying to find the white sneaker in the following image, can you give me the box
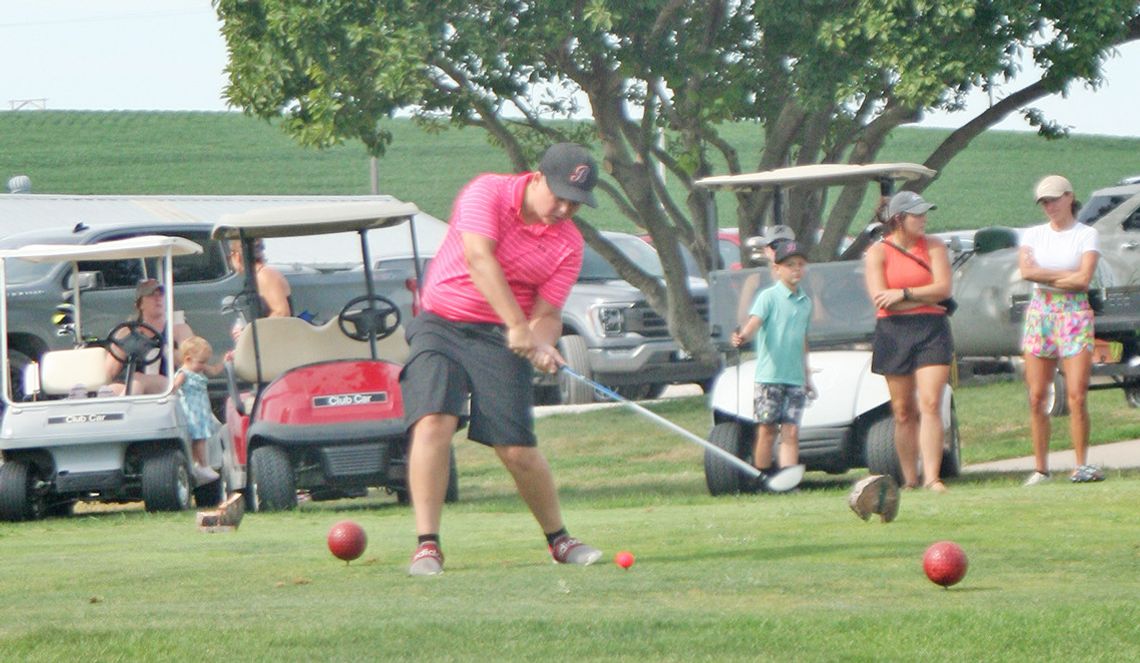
[193,464,220,485]
[1023,471,1051,486]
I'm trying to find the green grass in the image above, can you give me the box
[1,380,1138,661]
[3,111,1139,231]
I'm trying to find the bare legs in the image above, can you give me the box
[408,413,564,537]
[884,363,949,489]
[752,423,800,471]
[1023,351,1092,473]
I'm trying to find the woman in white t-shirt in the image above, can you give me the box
[1018,175,1103,485]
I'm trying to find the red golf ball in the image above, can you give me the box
[923,540,968,587]
[327,520,368,562]
[614,550,635,569]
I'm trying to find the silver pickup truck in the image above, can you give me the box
[0,221,419,406]
[533,231,719,404]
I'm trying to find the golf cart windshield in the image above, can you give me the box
[709,260,876,350]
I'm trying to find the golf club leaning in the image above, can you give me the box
[558,365,803,492]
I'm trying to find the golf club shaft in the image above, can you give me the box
[559,366,761,479]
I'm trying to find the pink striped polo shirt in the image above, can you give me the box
[421,172,584,324]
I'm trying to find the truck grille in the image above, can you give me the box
[626,298,709,337]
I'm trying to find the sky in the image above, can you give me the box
[1,0,1138,139]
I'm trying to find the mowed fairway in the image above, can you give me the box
[1,390,1137,661]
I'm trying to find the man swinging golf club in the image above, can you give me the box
[400,143,603,576]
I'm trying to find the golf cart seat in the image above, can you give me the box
[231,316,409,384]
[39,346,111,397]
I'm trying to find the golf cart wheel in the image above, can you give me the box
[250,445,297,511]
[445,444,459,503]
[194,477,225,508]
[557,335,594,405]
[705,421,750,496]
[142,450,192,512]
[0,460,44,521]
[395,489,410,505]
[939,398,962,479]
[864,413,903,486]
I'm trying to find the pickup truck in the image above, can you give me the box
[533,231,719,404]
[0,221,422,406]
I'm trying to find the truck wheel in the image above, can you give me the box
[0,460,44,521]
[1126,382,1140,409]
[557,335,595,405]
[614,384,652,400]
[940,398,962,479]
[445,444,459,503]
[864,413,903,486]
[705,422,750,496]
[1046,372,1069,417]
[142,450,192,512]
[250,446,297,511]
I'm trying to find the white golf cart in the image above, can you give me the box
[0,236,226,520]
[695,164,961,492]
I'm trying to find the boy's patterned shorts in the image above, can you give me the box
[753,383,807,426]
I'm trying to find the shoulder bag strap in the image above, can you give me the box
[881,239,932,273]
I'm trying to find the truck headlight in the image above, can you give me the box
[596,306,626,336]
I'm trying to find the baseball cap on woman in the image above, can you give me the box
[1034,175,1073,202]
[135,279,164,300]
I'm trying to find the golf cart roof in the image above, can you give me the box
[0,235,202,263]
[212,201,420,240]
[695,163,936,191]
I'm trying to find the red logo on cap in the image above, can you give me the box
[569,164,591,184]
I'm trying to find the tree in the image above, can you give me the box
[216,0,1140,364]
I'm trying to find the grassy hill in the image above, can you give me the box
[2,110,1137,232]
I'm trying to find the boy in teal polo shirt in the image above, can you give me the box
[730,240,815,491]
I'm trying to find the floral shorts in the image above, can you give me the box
[1020,291,1094,359]
[753,383,808,426]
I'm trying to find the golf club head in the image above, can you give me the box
[764,464,805,493]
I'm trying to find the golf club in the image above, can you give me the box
[558,365,803,492]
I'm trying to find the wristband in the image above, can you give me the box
[902,288,911,301]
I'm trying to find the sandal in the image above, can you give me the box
[924,480,948,493]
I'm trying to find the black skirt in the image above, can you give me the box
[871,314,953,375]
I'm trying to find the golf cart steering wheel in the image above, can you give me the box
[106,321,165,367]
[337,295,401,341]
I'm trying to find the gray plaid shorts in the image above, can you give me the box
[753,383,808,426]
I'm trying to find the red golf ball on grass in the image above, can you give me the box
[327,520,368,563]
[923,540,968,588]
[614,550,635,569]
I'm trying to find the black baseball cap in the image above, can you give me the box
[773,240,808,264]
[539,143,599,208]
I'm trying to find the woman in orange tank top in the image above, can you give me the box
[863,191,954,491]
